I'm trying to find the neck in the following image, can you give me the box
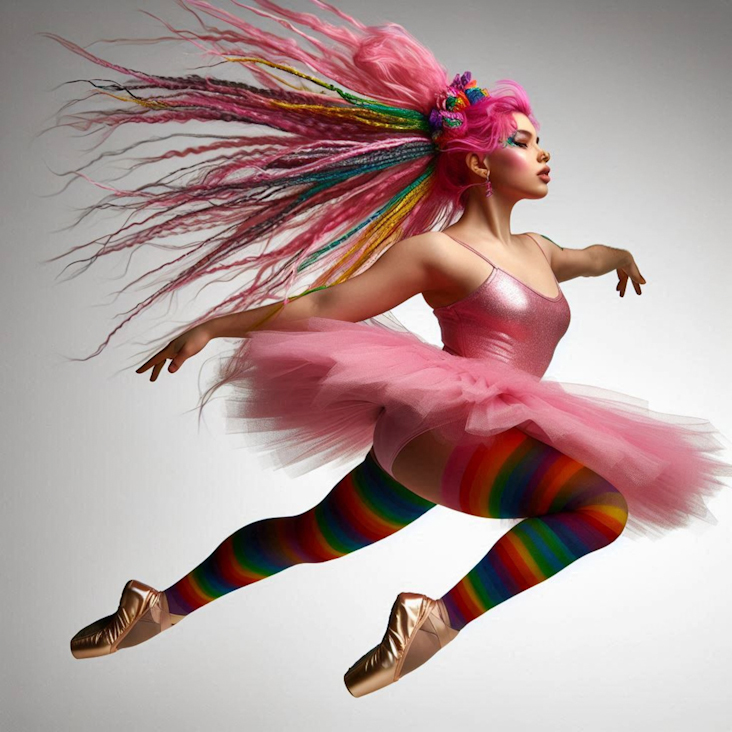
[451,187,520,249]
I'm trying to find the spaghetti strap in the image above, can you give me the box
[523,232,553,266]
[523,232,561,286]
[440,232,497,267]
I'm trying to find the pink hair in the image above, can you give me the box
[43,0,538,364]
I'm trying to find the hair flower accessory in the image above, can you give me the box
[428,71,491,147]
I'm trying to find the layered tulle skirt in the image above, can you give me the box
[207,316,732,541]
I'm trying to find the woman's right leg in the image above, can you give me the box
[163,449,437,616]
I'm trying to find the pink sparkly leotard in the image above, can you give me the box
[371,232,571,476]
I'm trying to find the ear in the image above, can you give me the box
[464,151,490,178]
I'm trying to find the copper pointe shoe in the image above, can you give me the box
[70,579,185,660]
[344,591,460,697]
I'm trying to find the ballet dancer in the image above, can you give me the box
[47,0,731,697]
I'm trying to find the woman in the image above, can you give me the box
[50,0,730,697]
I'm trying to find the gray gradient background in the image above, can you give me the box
[3,0,732,729]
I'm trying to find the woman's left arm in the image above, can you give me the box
[529,233,647,297]
[583,243,647,297]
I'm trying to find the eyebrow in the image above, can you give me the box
[516,129,540,144]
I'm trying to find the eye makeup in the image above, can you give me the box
[504,129,540,148]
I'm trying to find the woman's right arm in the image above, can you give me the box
[206,231,442,336]
[137,232,442,380]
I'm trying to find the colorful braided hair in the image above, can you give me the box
[44,0,539,375]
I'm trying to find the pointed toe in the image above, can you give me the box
[344,592,459,697]
[70,579,183,660]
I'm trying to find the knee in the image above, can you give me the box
[576,483,629,545]
[609,490,629,541]
[596,486,629,543]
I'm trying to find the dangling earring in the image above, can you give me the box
[484,174,493,198]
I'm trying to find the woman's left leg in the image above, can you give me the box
[70,450,437,659]
[163,449,436,616]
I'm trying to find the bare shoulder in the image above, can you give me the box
[524,231,597,281]
[384,230,459,288]
[524,231,560,264]
[388,230,449,260]
[309,231,450,322]
[398,230,494,308]
[404,229,480,272]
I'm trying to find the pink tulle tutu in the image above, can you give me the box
[209,316,732,541]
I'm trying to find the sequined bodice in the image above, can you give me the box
[433,233,571,378]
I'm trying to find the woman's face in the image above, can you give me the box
[481,112,551,201]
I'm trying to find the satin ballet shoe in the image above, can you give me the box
[344,591,460,698]
[70,579,186,660]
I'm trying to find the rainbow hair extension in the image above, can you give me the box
[44,0,539,368]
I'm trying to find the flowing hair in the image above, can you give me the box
[44,0,538,411]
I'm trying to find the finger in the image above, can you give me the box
[618,271,627,297]
[169,348,186,373]
[151,361,165,382]
[137,346,171,374]
[136,352,162,374]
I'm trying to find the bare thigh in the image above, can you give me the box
[390,428,460,504]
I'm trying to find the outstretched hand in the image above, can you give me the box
[136,324,212,382]
[616,253,647,297]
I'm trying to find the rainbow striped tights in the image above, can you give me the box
[164,428,628,631]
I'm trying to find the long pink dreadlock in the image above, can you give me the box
[43,0,537,380]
